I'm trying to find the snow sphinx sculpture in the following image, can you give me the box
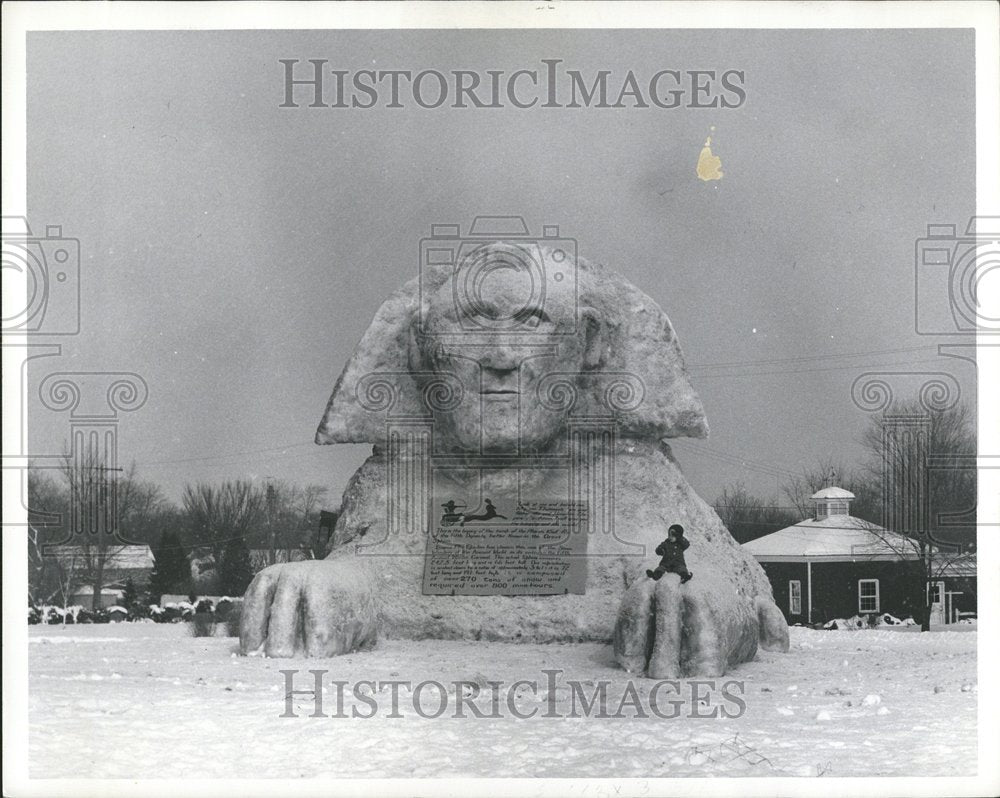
[240,238,788,678]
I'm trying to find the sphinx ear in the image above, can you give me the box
[407,318,425,374]
[575,255,708,440]
[581,307,606,370]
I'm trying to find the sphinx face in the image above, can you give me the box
[416,244,589,453]
[316,237,709,450]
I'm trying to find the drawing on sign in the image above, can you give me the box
[459,498,508,524]
[439,500,467,526]
[440,498,510,527]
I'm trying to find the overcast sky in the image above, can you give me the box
[25,28,975,509]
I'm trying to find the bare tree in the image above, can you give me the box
[52,549,81,613]
[860,400,976,544]
[28,523,79,610]
[26,468,67,605]
[713,483,796,544]
[181,480,264,555]
[852,517,973,631]
[294,484,330,558]
[255,480,330,564]
[56,448,128,611]
[116,469,166,543]
[856,400,976,631]
[52,452,166,611]
[779,458,881,522]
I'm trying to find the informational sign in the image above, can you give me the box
[422,499,588,596]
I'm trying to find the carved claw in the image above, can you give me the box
[614,572,769,678]
[612,577,657,674]
[755,595,791,652]
[239,559,378,658]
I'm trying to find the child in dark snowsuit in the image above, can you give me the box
[646,524,693,583]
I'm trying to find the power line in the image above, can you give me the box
[687,344,935,371]
[673,441,801,479]
[139,441,318,467]
[690,356,949,379]
[129,349,961,469]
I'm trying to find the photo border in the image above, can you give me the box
[3,3,997,797]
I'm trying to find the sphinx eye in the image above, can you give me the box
[520,306,551,327]
[468,302,500,321]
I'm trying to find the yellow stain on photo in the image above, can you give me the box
[697,126,724,181]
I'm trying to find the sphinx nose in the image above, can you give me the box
[479,347,520,374]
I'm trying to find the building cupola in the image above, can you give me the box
[811,485,855,520]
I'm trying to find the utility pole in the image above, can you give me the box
[265,477,277,566]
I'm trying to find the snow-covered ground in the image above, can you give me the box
[28,623,976,779]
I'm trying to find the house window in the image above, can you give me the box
[858,579,880,614]
[789,580,802,615]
